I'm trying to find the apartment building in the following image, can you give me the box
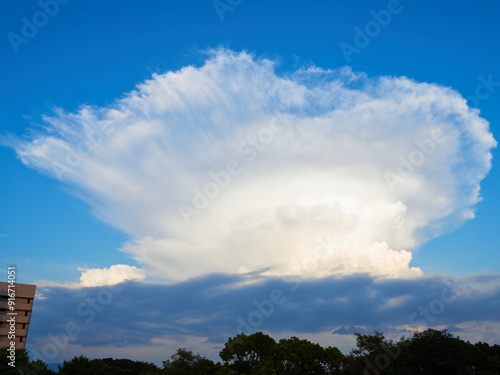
[0,282,36,349]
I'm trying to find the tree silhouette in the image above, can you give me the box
[5,328,499,374]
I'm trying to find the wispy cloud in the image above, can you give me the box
[11,49,496,281]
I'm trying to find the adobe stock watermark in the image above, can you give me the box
[221,279,299,354]
[6,266,17,368]
[221,234,339,352]
[178,113,291,224]
[49,119,115,181]
[363,280,462,375]
[384,128,446,192]
[30,283,125,363]
[213,0,243,22]
[294,235,340,276]
[466,74,500,108]
[408,280,462,327]
[232,235,338,335]
[339,0,413,63]
[7,0,71,54]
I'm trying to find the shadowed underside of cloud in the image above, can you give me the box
[28,274,500,362]
[13,49,496,281]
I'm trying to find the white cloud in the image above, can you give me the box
[35,264,146,288]
[77,264,146,287]
[267,330,358,355]
[13,49,496,281]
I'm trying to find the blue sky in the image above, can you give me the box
[1,0,499,364]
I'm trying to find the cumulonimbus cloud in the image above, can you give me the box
[12,49,496,281]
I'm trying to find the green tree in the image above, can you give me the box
[215,363,239,375]
[349,329,480,375]
[220,332,343,374]
[0,347,55,375]
[398,329,474,375]
[219,332,276,374]
[58,355,94,374]
[98,358,160,374]
[0,347,30,375]
[471,342,500,375]
[323,346,344,374]
[163,347,219,375]
[59,355,146,374]
[350,331,400,374]
[274,336,342,375]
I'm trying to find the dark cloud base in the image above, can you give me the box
[28,273,500,352]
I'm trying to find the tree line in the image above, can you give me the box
[1,328,499,374]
